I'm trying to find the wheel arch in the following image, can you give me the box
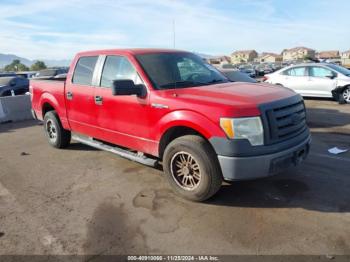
[155,110,225,159]
[42,102,56,117]
[39,92,60,118]
[332,84,350,103]
[158,125,206,159]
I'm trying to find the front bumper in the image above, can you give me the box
[217,136,311,181]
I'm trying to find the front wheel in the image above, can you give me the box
[43,111,71,148]
[341,87,350,104]
[163,135,223,201]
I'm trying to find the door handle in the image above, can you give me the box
[66,91,73,100]
[94,95,103,105]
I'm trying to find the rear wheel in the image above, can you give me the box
[163,135,222,201]
[43,111,71,148]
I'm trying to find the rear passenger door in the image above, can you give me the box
[281,67,309,95]
[65,56,99,136]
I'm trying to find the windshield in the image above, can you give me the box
[135,52,228,89]
[326,64,350,76]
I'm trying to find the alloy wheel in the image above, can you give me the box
[46,119,57,142]
[343,88,350,103]
[170,151,201,191]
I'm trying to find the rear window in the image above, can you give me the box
[72,56,98,85]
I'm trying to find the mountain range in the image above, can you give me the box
[0,53,71,68]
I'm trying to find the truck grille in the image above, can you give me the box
[260,95,307,145]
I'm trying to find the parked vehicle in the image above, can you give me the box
[218,68,257,83]
[0,76,29,96]
[264,63,350,103]
[0,72,16,77]
[53,73,67,80]
[31,49,310,201]
[263,65,274,74]
[34,68,68,79]
[255,66,266,76]
[240,67,256,78]
[16,71,37,79]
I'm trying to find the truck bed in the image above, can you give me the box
[30,78,67,123]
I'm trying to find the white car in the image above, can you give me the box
[264,63,350,103]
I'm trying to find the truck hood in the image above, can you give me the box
[166,82,297,107]
[155,82,299,118]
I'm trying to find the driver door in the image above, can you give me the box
[92,55,153,153]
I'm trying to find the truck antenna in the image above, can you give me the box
[172,19,176,48]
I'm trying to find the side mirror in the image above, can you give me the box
[326,73,337,79]
[112,80,146,97]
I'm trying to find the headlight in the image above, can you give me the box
[220,116,264,146]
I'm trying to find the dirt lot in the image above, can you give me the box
[0,99,349,256]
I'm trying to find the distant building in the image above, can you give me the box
[282,47,316,61]
[258,52,283,63]
[316,50,340,60]
[207,56,231,65]
[231,50,258,64]
[341,50,350,66]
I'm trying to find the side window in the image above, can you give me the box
[310,67,333,78]
[284,67,306,76]
[72,56,98,85]
[100,56,142,88]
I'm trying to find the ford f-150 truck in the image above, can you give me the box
[30,49,311,201]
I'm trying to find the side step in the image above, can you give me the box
[72,134,158,167]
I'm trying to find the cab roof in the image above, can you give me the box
[76,48,189,57]
[287,62,334,67]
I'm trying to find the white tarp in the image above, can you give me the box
[328,147,348,155]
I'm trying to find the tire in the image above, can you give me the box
[340,87,350,104]
[43,111,71,148]
[163,135,223,201]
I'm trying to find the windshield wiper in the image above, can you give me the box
[159,80,207,88]
[208,79,226,84]
[159,79,227,89]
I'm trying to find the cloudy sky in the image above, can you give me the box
[0,0,349,60]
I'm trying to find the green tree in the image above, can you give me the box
[4,59,29,72]
[30,60,47,71]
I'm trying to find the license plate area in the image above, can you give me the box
[292,145,309,165]
[269,144,309,174]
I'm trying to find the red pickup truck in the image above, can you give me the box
[30,49,311,201]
